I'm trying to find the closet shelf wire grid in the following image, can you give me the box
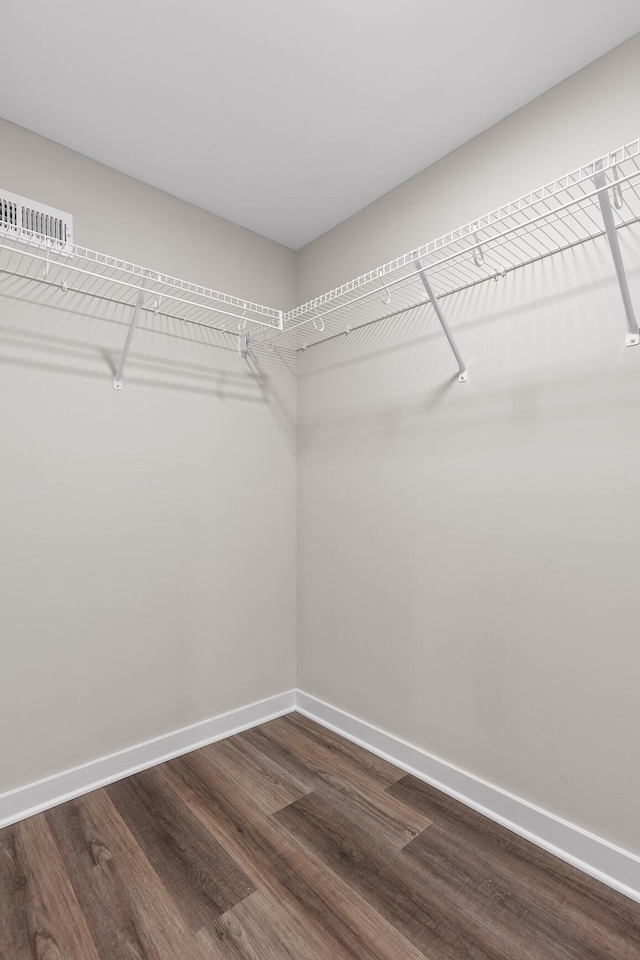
[2,138,640,376]
[252,138,640,352]
[0,238,284,334]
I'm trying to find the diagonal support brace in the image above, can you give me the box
[415,258,467,382]
[113,280,148,390]
[594,165,639,347]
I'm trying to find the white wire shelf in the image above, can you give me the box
[3,137,640,387]
[0,232,284,335]
[254,138,640,354]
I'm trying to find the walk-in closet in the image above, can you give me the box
[1,4,640,958]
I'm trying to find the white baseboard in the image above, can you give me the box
[295,690,640,904]
[0,690,296,830]
[3,685,638,906]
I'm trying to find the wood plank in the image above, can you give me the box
[314,771,431,850]
[402,819,629,960]
[165,750,429,960]
[258,713,404,791]
[46,788,221,960]
[204,735,427,848]
[287,713,404,784]
[224,728,309,806]
[46,798,143,960]
[237,715,430,846]
[390,775,640,959]
[105,767,255,933]
[0,814,102,960]
[200,890,312,960]
[203,737,310,814]
[241,713,414,799]
[164,753,358,960]
[217,734,311,802]
[0,826,37,960]
[274,786,553,960]
[2,717,638,960]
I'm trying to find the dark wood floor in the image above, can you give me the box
[1,713,638,959]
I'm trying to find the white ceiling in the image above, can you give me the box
[2,1,640,250]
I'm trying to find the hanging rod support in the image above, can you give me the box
[239,330,249,359]
[594,165,639,347]
[415,258,467,382]
[113,280,148,390]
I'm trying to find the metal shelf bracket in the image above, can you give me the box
[594,163,640,347]
[239,330,249,359]
[113,280,148,390]
[415,258,468,382]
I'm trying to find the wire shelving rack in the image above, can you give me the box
[0,232,284,387]
[253,138,640,380]
[2,138,640,386]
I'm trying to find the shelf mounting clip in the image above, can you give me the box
[593,161,639,347]
[415,258,467,382]
[113,279,148,390]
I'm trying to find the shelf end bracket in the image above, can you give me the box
[415,259,467,381]
[113,280,148,390]
[594,164,639,347]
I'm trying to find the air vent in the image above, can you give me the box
[0,189,73,255]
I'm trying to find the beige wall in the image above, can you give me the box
[0,118,298,793]
[297,34,640,855]
[3,32,640,861]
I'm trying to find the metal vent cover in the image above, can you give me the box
[0,189,73,255]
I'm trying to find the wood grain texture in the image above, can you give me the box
[208,728,428,848]
[201,737,310,815]
[242,712,404,794]
[44,790,218,960]
[0,815,101,960]
[165,748,428,960]
[389,775,640,959]
[166,749,386,960]
[1,713,639,960]
[0,827,31,960]
[105,766,255,930]
[274,787,503,959]
[200,890,315,960]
